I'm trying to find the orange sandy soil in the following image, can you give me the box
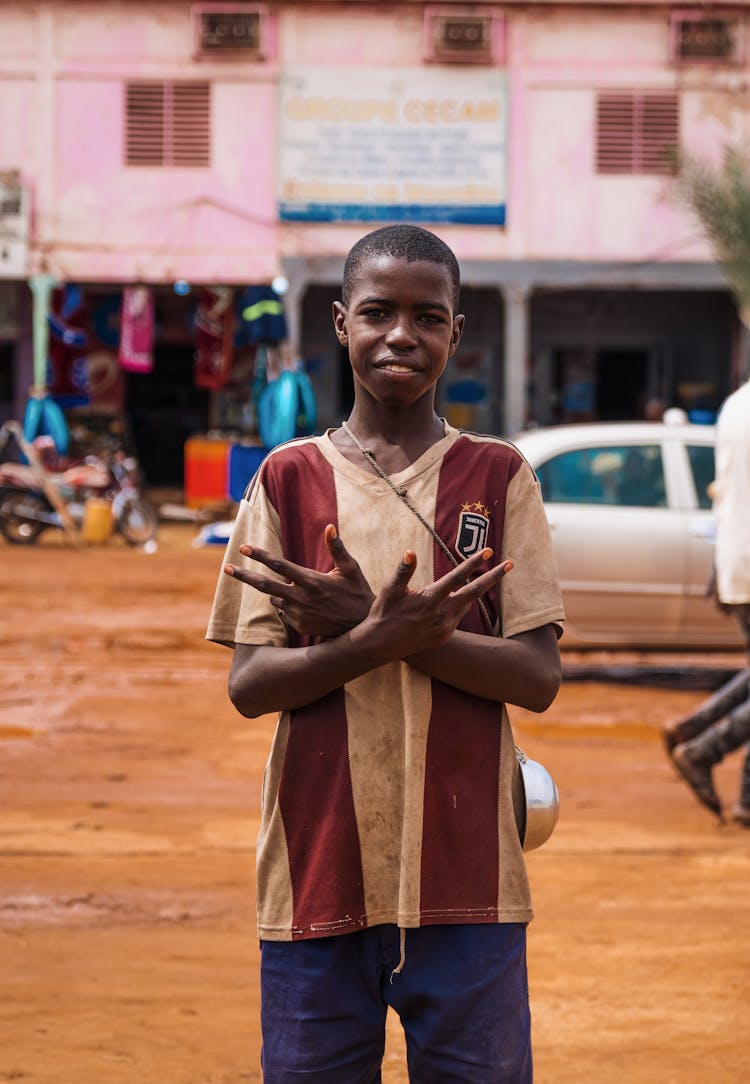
[1,523,749,1084]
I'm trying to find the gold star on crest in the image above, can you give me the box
[471,501,490,517]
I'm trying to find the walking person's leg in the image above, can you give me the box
[672,695,750,819]
[662,667,750,754]
[665,604,750,816]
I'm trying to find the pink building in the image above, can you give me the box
[0,0,746,484]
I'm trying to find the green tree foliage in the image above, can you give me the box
[676,147,750,320]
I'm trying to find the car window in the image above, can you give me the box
[686,444,715,511]
[536,444,667,508]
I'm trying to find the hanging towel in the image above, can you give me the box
[194,287,235,389]
[118,286,155,374]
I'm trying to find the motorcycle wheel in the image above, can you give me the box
[0,489,50,544]
[116,497,158,546]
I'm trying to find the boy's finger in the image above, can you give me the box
[430,547,494,598]
[323,523,358,571]
[325,522,366,576]
[224,564,298,600]
[324,523,339,551]
[324,523,348,557]
[451,560,513,601]
[238,544,309,584]
[384,550,417,594]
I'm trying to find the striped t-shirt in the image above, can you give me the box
[207,425,565,941]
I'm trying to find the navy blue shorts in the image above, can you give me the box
[260,923,532,1083]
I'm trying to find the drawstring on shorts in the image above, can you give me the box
[390,927,407,982]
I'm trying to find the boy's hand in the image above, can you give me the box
[359,548,512,661]
[224,524,375,637]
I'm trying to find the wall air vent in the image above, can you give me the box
[424,6,504,65]
[192,3,266,58]
[671,11,743,64]
[125,83,211,167]
[596,92,680,176]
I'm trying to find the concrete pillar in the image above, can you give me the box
[501,284,530,436]
[282,275,307,354]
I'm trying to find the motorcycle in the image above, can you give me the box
[0,421,158,546]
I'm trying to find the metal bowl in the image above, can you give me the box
[516,747,560,852]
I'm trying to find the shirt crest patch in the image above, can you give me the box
[456,501,490,558]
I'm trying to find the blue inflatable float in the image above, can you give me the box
[258,368,317,449]
[23,394,70,455]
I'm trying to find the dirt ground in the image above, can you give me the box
[1,523,749,1084]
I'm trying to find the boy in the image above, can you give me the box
[207,224,564,1082]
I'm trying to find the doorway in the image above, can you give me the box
[596,349,648,420]
[126,344,210,486]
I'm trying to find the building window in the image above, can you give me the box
[423,6,504,65]
[595,92,679,175]
[125,82,211,167]
[192,3,266,58]
[670,11,743,65]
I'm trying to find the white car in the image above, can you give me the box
[511,419,743,649]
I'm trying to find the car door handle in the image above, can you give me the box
[690,524,716,540]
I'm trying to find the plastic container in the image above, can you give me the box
[184,435,231,508]
[82,498,114,544]
[227,443,269,502]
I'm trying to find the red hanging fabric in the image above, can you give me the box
[194,287,235,389]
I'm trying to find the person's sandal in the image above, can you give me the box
[671,743,723,819]
[661,726,680,756]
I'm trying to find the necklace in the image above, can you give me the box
[340,421,496,635]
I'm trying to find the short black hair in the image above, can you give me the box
[341,224,461,310]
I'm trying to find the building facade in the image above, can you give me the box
[0,0,747,482]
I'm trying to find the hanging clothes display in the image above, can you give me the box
[118,286,155,374]
[194,286,235,389]
[93,294,124,349]
[46,284,89,398]
[257,364,318,448]
[239,284,287,345]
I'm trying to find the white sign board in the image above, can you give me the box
[278,67,507,225]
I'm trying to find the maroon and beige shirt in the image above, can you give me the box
[207,425,565,941]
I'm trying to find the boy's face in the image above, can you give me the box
[333,255,464,409]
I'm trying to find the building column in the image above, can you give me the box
[282,275,307,355]
[501,284,530,435]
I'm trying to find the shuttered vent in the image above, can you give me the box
[194,5,263,55]
[671,13,741,63]
[596,93,679,175]
[125,82,211,167]
[424,6,502,64]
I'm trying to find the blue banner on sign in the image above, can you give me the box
[278,203,506,226]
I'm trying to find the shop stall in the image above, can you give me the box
[23,278,316,507]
